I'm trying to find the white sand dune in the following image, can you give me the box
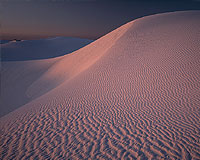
[0,37,92,117]
[0,11,200,159]
[0,57,61,117]
[1,37,92,61]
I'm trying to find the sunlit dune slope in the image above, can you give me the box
[0,11,200,159]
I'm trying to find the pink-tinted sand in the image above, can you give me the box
[0,11,200,159]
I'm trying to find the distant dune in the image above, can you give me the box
[0,40,11,44]
[1,37,93,61]
[0,11,200,159]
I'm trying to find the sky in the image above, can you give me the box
[1,0,200,40]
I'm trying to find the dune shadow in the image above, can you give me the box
[1,37,93,61]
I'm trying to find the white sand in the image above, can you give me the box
[0,11,200,159]
[1,37,92,61]
[0,37,92,117]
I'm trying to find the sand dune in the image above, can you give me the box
[0,11,200,159]
[0,58,61,117]
[1,37,92,61]
[0,37,92,117]
[0,40,11,44]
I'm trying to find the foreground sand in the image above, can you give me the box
[0,11,200,159]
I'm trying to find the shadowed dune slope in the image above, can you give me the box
[0,37,92,117]
[1,37,93,61]
[0,11,200,159]
[0,57,61,117]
